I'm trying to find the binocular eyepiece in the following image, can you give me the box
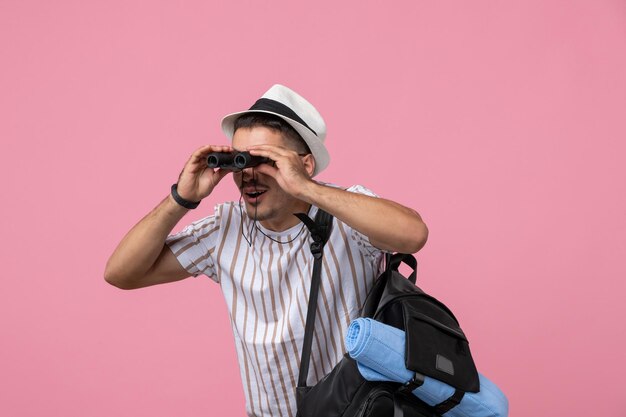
[207,151,271,170]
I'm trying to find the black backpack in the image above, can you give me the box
[294,210,480,417]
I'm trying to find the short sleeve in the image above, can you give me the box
[344,185,388,258]
[165,211,221,281]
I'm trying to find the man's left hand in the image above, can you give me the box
[247,144,315,198]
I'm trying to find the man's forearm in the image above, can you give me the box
[297,182,428,253]
[104,194,189,287]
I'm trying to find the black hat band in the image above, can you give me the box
[249,98,317,136]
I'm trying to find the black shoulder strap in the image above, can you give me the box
[294,209,333,389]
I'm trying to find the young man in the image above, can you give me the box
[105,84,428,417]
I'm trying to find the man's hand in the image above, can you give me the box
[246,144,316,198]
[176,144,234,202]
[105,144,234,290]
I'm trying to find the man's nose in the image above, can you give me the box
[241,167,256,182]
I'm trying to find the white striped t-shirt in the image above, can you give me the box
[165,185,385,417]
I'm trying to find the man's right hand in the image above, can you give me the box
[104,144,234,290]
[175,144,234,202]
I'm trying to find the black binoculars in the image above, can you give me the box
[206,151,271,170]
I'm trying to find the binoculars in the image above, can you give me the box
[206,151,271,170]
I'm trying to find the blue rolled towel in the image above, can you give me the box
[345,318,508,417]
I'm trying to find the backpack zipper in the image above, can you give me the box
[356,386,393,417]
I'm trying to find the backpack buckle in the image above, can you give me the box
[310,241,323,259]
[398,372,425,395]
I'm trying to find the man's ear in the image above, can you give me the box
[303,154,316,177]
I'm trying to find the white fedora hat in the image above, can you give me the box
[221,84,329,176]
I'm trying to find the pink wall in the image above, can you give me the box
[2,1,625,416]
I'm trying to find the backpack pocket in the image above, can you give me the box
[404,305,480,393]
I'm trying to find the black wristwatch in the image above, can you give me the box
[171,184,201,209]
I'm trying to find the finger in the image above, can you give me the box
[206,168,232,187]
[208,145,234,153]
[192,145,233,159]
[191,144,216,157]
[189,146,234,167]
[247,144,293,159]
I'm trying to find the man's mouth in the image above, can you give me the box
[246,190,266,198]
[242,186,268,204]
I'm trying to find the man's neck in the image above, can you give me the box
[258,201,312,232]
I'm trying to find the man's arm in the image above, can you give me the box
[299,183,428,253]
[248,145,428,254]
[104,195,192,289]
[104,144,232,289]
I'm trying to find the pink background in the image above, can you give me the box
[1,1,625,416]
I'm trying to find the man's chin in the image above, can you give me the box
[244,204,271,221]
